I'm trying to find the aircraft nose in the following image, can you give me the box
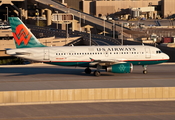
[164,53,170,60]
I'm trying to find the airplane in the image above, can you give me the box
[6,17,169,76]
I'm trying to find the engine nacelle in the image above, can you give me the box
[106,63,133,73]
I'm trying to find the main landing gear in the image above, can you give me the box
[84,67,91,74]
[142,65,147,74]
[93,70,100,77]
[84,67,101,76]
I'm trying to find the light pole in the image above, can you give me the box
[113,20,115,39]
[83,15,86,24]
[121,22,123,45]
[64,11,69,44]
[67,6,69,13]
[89,30,91,46]
[55,11,58,29]
[78,12,81,32]
[69,13,74,31]
[103,19,105,36]
[66,22,69,44]
[6,6,8,22]
[36,9,39,26]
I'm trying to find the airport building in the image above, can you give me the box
[0,0,175,25]
[62,0,175,19]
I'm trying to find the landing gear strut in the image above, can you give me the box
[85,65,102,76]
[142,65,147,74]
[93,65,101,76]
[84,67,91,74]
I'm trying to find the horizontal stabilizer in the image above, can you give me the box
[15,52,31,55]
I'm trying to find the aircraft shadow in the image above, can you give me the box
[0,66,112,77]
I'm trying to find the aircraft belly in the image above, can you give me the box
[129,60,168,65]
[45,61,90,67]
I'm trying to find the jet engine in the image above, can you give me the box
[106,63,133,73]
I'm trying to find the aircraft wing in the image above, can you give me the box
[89,58,126,66]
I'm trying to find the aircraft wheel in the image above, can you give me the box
[84,68,91,74]
[143,70,147,74]
[93,70,100,76]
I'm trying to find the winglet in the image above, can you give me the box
[90,58,94,62]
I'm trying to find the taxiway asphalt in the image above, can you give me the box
[0,63,175,120]
[0,63,175,91]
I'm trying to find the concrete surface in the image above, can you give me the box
[0,101,175,120]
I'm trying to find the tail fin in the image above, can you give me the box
[8,17,46,48]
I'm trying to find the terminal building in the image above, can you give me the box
[0,0,175,26]
[61,0,175,19]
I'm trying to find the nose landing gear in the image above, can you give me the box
[142,65,147,74]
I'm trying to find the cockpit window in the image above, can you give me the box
[156,50,162,54]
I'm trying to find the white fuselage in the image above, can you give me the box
[6,45,169,66]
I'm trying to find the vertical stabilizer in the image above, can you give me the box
[8,17,46,48]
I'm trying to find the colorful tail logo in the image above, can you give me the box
[13,24,32,46]
[9,17,46,48]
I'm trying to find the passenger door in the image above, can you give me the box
[44,49,50,60]
[145,48,151,58]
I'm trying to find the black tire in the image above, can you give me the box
[93,70,100,76]
[85,68,91,74]
[143,70,147,74]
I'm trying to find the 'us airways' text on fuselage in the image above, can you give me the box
[96,47,136,52]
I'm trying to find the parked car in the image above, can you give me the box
[113,18,119,20]
[0,24,11,29]
[107,17,113,21]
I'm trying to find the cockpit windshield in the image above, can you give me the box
[156,50,162,54]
